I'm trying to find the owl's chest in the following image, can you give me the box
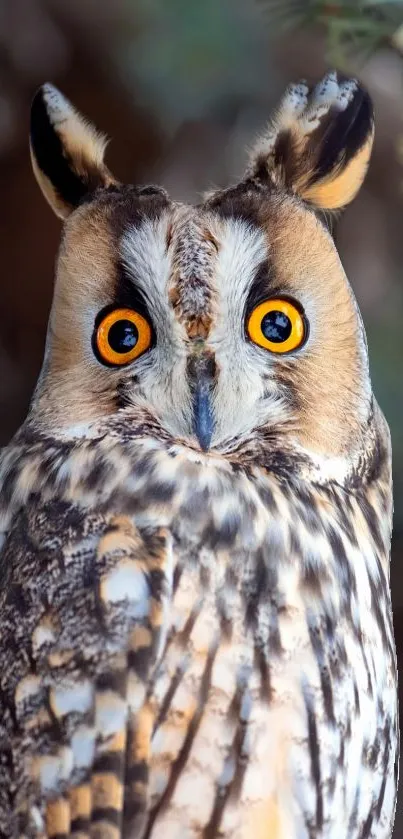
[134,516,397,839]
[1,442,397,838]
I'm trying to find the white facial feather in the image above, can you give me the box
[121,213,172,302]
[209,217,291,445]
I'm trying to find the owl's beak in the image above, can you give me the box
[188,350,216,451]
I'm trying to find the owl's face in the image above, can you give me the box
[29,76,375,467]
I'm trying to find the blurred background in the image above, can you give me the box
[0,0,401,829]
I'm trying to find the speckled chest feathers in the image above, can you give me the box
[0,72,398,839]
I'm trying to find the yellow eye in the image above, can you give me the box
[95,307,152,366]
[247,298,306,354]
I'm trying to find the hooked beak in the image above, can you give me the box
[188,350,216,451]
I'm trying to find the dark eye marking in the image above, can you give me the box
[114,263,152,321]
[92,264,156,366]
[244,259,289,320]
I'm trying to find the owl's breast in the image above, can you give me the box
[0,434,397,838]
[133,466,398,839]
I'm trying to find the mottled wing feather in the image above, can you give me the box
[0,500,173,839]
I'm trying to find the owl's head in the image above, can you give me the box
[29,74,376,472]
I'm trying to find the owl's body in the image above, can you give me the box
[0,74,398,838]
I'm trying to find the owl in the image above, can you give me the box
[0,71,398,839]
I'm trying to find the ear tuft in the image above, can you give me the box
[247,71,374,211]
[30,84,117,218]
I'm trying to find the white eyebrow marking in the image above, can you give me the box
[120,213,172,301]
[213,217,268,321]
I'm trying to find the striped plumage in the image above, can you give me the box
[0,72,398,838]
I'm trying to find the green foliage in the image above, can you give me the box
[262,0,403,64]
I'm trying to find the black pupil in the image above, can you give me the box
[108,319,138,353]
[261,310,292,343]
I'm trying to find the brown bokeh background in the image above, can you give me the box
[0,0,402,830]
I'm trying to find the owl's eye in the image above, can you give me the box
[95,308,152,366]
[247,298,306,354]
